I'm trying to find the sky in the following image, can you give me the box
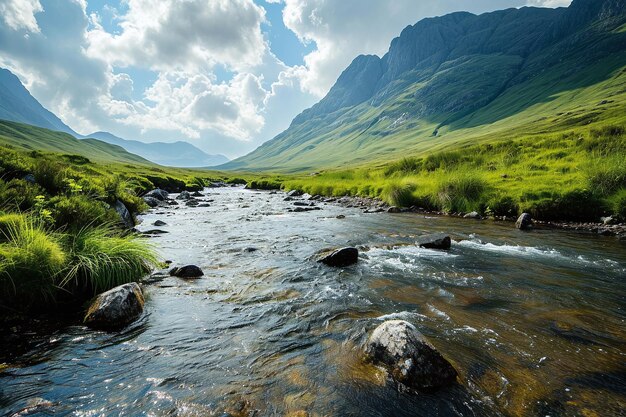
[0,0,572,158]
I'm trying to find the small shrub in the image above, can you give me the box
[529,190,607,222]
[33,159,68,194]
[246,179,282,190]
[610,189,626,221]
[50,195,117,230]
[0,179,45,211]
[486,196,519,217]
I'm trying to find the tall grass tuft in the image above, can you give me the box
[0,213,65,306]
[62,224,158,296]
[586,155,626,195]
[382,182,417,207]
[435,173,487,213]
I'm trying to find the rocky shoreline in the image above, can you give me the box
[283,191,626,240]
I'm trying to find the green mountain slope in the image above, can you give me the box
[225,0,626,172]
[0,120,152,165]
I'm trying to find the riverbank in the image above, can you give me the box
[278,190,626,239]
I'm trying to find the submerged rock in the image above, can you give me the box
[153,220,167,226]
[318,247,358,267]
[114,200,134,228]
[364,320,457,389]
[169,265,204,278]
[516,213,533,230]
[418,234,451,250]
[84,283,145,330]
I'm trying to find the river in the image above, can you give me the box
[1,186,625,416]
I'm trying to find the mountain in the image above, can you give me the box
[224,0,626,172]
[0,69,78,137]
[0,119,152,165]
[85,131,229,168]
[0,68,228,168]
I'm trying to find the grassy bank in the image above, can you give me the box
[0,143,235,313]
[276,124,626,222]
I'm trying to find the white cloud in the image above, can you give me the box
[527,0,572,6]
[86,0,268,72]
[100,71,268,141]
[0,0,43,33]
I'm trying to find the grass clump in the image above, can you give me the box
[62,225,157,297]
[382,182,417,207]
[0,213,157,310]
[0,214,66,306]
[435,174,488,213]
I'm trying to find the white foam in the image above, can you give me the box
[376,311,427,321]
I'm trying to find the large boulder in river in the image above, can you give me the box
[144,188,168,201]
[169,265,204,278]
[84,283,145,330]
[364,320,458,390]
[143,196,161,208]
[318,247,358,267]
[114,200,134,228]
[418,234,451,250]
[516,213,533,230]
[177,191,192,200]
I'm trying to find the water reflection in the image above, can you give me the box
[1,187,624,416]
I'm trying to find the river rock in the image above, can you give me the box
[169,265,204,278]
[143,196,161,208]
[114,200,134,228]
[144,188,168,201]
[388,206,402,213]
[84,283,145,330]
[463,211,481,219]
[318,247,358,267]
[177,191,192,200]
[364,320,458,389]
[185,199,199,206]
[516,213,533,230]
[601,216,616,225]
[287,190,303,197]
[191,191,204,197]
[153,220,167,226]
[418,234,451,250]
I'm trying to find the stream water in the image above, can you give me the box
[1,187,625,416]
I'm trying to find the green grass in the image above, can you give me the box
[0,213,157,310]
[280,123,626,222]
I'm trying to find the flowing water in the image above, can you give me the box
[1,187,625,416]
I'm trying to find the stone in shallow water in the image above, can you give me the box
[418,234,451,250]
[153,220,167,226]
[84,283,144,330]
[364,320,457,389]
[516,213,533,230]
[169,265,204,278]
[318,247,358,267]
